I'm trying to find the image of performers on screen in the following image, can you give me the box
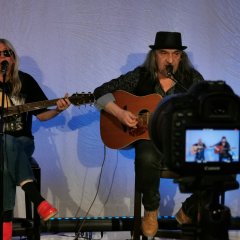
[214,136,233,162]
[191,138,206,162]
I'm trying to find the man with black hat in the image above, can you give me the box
[93,31,204,237]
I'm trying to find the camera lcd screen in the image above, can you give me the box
[185,129,240,163]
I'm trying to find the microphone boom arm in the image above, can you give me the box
[166,65,188,92]
[168,73,188,92]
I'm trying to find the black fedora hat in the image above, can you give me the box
[149,31,187,50]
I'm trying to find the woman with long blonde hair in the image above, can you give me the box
[0,39,70,239]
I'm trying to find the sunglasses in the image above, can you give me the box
[0,49,13,57]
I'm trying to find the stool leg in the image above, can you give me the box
[133,186,141,240]
[134,172,150,240]
[33,167,41,240]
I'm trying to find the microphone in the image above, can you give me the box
[1,60,9,74]
[166,64,173,77]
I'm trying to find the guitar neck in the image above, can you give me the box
[3,94,92,117]
[4,98,60,117]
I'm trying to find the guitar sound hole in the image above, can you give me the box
[129,109,149,137]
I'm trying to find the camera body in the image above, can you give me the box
[150,80,240,176]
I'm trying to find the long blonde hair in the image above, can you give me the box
[0,39,22,96]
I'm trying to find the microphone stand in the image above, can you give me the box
[167,72,188,93]
[0,68,7,240]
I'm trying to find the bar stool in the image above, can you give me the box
[13,157,41,240]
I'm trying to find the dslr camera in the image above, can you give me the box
[150,80,240,176]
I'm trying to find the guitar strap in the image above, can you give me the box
[9,94,25,108]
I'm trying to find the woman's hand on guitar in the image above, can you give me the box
[55,93,71,112]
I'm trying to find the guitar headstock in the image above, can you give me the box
[69,92,95,106]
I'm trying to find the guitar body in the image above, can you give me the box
[214,145,223,154]
[100,90,162,149]
[191,145,205,155]
[191,146,198,155]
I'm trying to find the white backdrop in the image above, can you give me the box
[1,0,240,219]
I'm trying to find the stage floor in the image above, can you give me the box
[12,231,240,239]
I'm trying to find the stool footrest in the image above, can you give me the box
[12,217,34,236]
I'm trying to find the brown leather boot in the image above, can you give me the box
[141,209,158,237]
[175,207,192,224]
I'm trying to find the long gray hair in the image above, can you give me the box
[142,49,194,85]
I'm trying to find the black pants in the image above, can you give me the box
[134,140,162,211]
[219,152,233,162]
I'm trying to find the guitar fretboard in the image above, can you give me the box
[3,93,94,117]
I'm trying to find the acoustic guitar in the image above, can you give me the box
[191,145,205,155]
[214,145,224,154]
[214,145,236,154]
[100,90,162,149]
